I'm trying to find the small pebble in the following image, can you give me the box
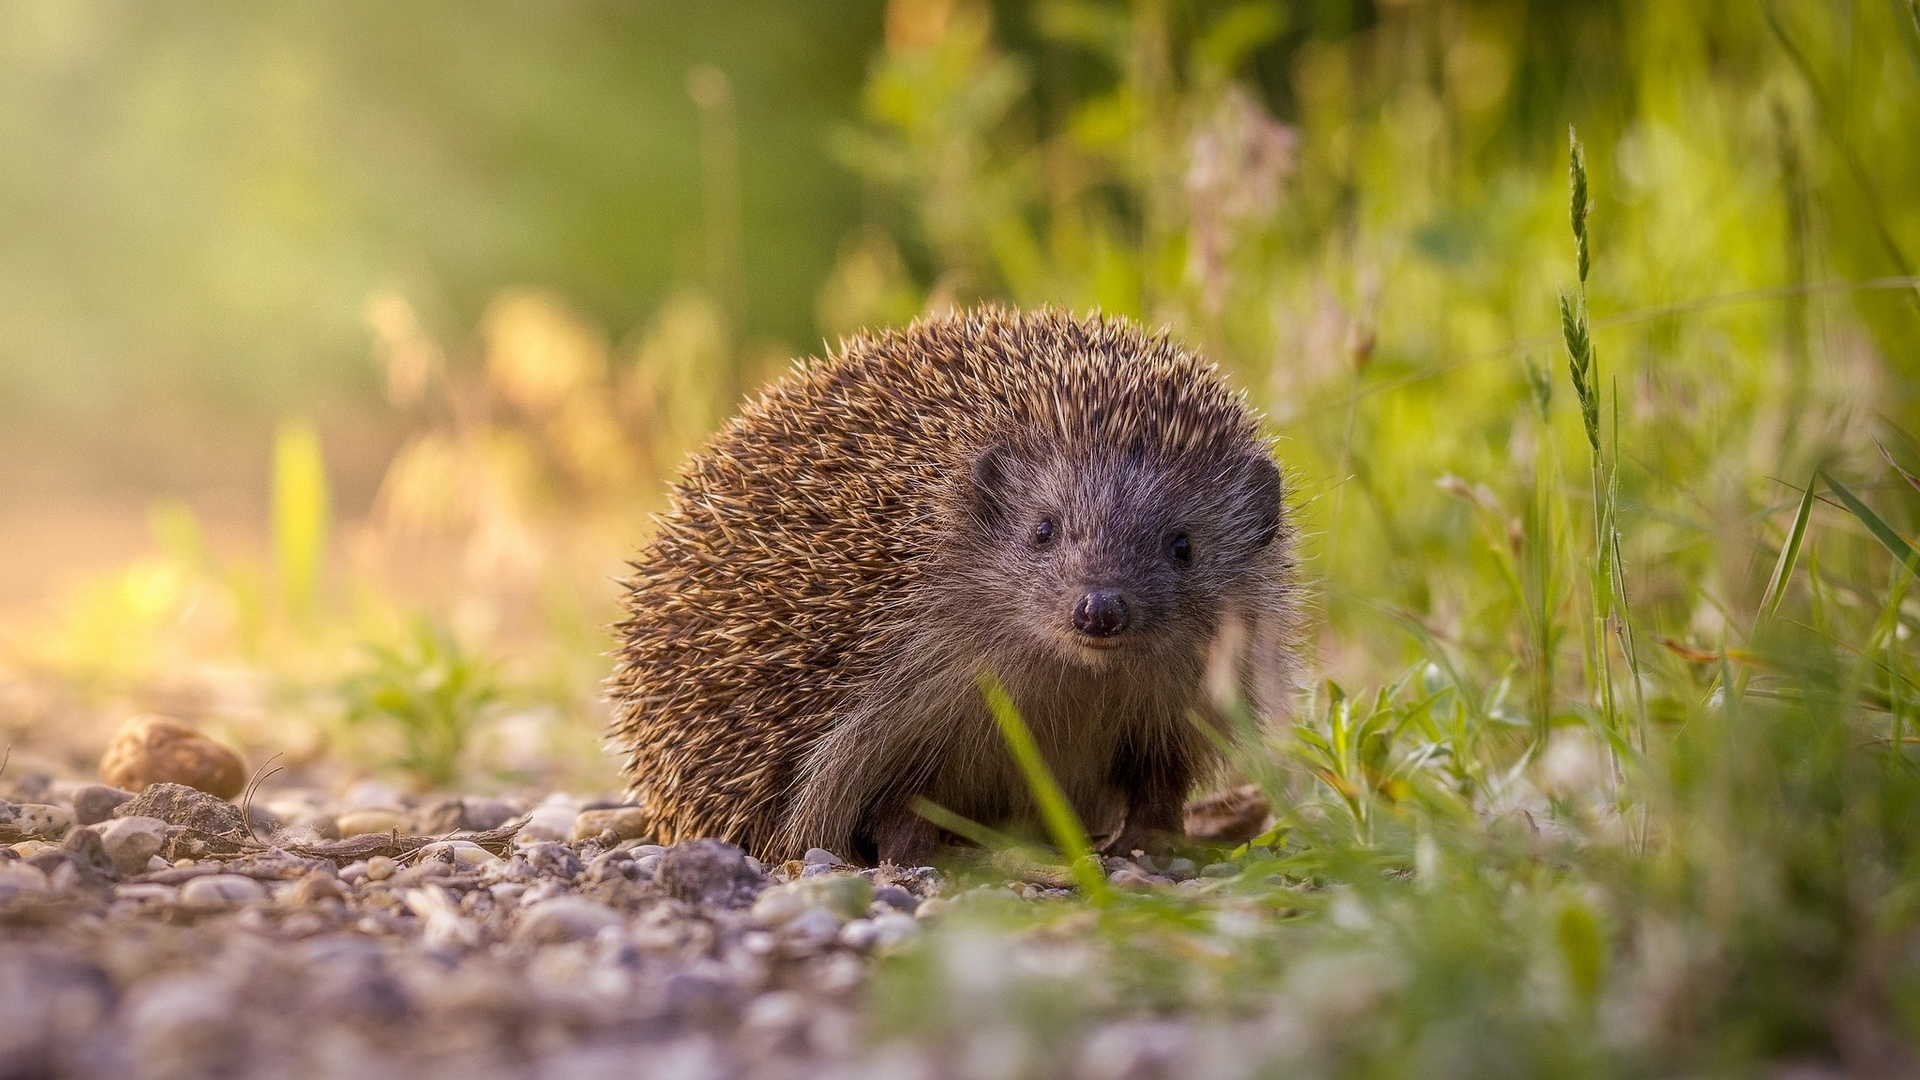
[365,856,397,881]
[1201,862,1239,879]
[517,796,580,842]
[1163,858,1198,881]
[802,847,841,867]
[460,797,520,831]
[872,885,919,913]
[839,918,878,949]
[114,883,180,903]
[180,874,267,907]
[0,862,50,899]
[72,784,136,826]
[417,840,501,869]
[515,897,622,945]
[338,860,371,884]
[568,806,649,843]
[752,885,811,927]
[657,839,763,908]
[783,906,843,946]
[96,816,170,877]
[870,912,919,948]
[336,808,406,837]
[523,842,584,880]
[12,803,72,839]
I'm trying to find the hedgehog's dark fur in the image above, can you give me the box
[609,307,1297,865]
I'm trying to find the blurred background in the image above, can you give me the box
[1,0,1915,796]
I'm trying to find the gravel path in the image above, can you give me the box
[1,779,951,1080]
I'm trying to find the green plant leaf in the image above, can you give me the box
[1820,469,1917,568]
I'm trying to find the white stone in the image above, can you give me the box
[12,803,71,839]
[96,816,170,876]
[180,873,266,907]
[515,897,621,944]
[417,840,501,868]
[870,912,919,948]
[0,862,50,899]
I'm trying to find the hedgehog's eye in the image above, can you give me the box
[1169,533,1192,563]
[1033,518,1056,546]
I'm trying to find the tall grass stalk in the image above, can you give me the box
[1559,129,1645,792]
[979,673,1113,902]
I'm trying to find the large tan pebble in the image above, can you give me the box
[335,808,406,837]
[568,807,649,843]
[180,873,266,907]
[99,715,247,799]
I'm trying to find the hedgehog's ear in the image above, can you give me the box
[1243,455,1283,549]
[970,443,1017,527]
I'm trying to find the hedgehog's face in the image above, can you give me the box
[966,442,1284,667]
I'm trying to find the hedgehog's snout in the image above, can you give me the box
[1072,588,1132,639]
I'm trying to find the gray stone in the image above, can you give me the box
[515,897,622,944]
[802,847,842,866]
[873,885,920,913]
[461,797,521,832]
[116,783,247,837]
[97,816,170,876]
[180,873,267,907]
[523,841,583,880]
[870,911,919,948]
[72,784,135,826]
[60,827,117,877]
[0,862,49,900]
[783,906,843,946]
[658,839,764,908]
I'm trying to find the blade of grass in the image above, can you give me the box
[1820,469,1917,567]
[909,796,1029,852]
[1759,478,1818,622]
[979,673,1113,902]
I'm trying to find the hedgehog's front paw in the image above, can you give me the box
[1101,823,1181,859]
[869,802,943,868]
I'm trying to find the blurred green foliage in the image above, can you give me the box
[0,1,884,414]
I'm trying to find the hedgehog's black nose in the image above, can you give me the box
[1073,589,1131,638]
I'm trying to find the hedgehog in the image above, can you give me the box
[608,307,1297,866]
